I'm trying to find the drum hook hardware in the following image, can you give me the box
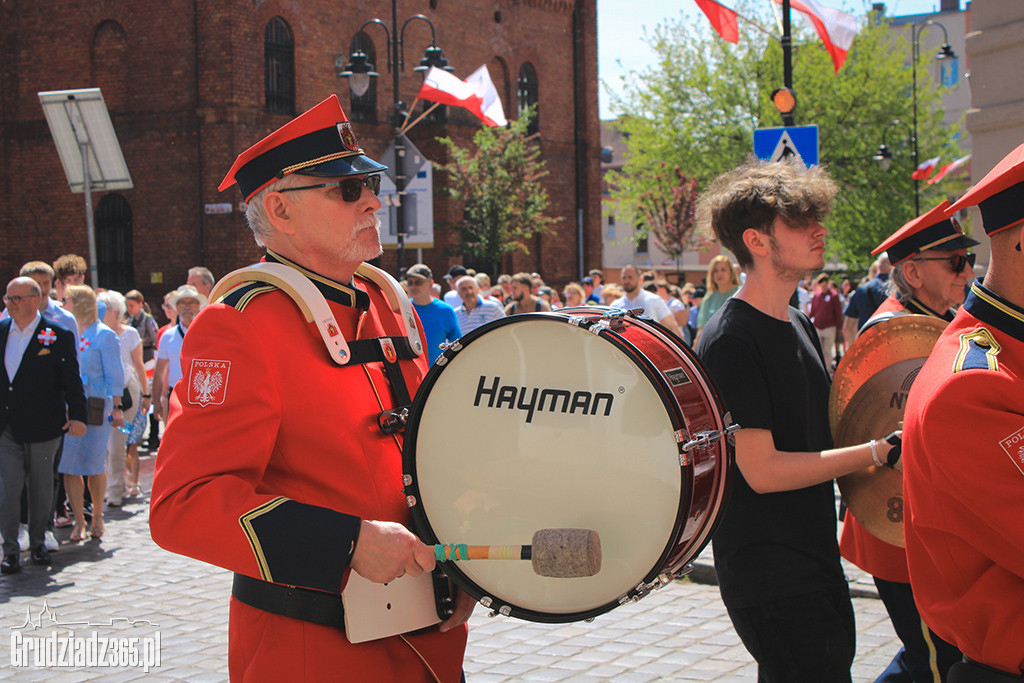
[434,340,464,366]
[621,573,676,605]
[599,309,628,331]
[679,424,741,454]
[377,407,409,434]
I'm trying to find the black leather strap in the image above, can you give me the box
[949,657,1024,682]
[232,573,345,630]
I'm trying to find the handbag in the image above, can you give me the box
[86,397,106,426]
[121,386,133,412]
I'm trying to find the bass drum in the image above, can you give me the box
[402,308,735,623]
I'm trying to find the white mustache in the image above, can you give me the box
[354,216,381,233]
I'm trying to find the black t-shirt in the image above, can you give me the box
[696,297,844,608]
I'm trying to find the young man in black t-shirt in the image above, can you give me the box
[695,159,900,682]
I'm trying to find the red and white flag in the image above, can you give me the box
[696,0,739,43]
[778,0,858,73]
[417,65,508,127]
[928,154,971,185]
[912,156,941,180]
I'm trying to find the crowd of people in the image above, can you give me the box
[0,254,216,571]
[3,91,1021,683]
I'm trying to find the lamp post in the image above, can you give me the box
[874,119,917,215]
[873,19,956,219]
[338,2,454,276]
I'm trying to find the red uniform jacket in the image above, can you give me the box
[150,253,466,682]
[904,281,1024,674]
[839,295,952,583]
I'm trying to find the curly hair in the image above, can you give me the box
[696,158,837,268]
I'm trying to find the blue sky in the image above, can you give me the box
[597,0,961,119]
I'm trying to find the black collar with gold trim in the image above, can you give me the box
[964,278,1024,342]
[264,250,370,310]
[904,297,955,322]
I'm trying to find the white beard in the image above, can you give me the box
[338,215,383,263]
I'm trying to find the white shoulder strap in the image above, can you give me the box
[356,262,424,357]
[209,262,352,366]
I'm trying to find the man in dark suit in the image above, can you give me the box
[0,277,86,573]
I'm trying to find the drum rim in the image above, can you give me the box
[402,311,696,623]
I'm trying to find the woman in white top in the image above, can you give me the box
[98,291,151,506]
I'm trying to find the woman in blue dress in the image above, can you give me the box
[60,286,123,541]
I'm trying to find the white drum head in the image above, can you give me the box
[407,317,685,619]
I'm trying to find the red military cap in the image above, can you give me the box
[948,141,1024,236]
[219,95,387,202]
[872,200,979,264]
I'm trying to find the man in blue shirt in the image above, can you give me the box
[406,264,460,365]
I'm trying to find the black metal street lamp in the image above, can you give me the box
[874,118,916,214]
[873,19,957,219]
[338,2,454,276]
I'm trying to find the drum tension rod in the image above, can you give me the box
[678,424,741,453]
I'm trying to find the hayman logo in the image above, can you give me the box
[473,375,615,424]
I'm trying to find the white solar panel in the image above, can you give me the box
[38,88,133,193]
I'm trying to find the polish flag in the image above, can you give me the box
[417,65,508,127]
[696,0,739,43]
[779,0,858,73]
[912,156,941,180]
[928,154,971,185]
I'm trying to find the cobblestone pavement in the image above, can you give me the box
[0,454,900,681]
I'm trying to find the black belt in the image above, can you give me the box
[949,658,1024,683]
[232,573,345,630]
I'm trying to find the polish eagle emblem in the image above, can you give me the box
[187,359,231,407]
[191,370,223,405]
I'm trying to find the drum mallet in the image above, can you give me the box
[434,528,601,578]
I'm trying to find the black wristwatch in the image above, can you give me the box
[883,431,901,468]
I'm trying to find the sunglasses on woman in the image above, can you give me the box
[277,174,381,202]
[912,252,976,274]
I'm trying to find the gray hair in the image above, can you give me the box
[187,266,215,288]
[97,289,127,318]
[244,173,307,246]
[888,262,913,303]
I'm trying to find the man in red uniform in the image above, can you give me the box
[904,142,1024,681]
[150,95,470,682]
[840,200,976,682]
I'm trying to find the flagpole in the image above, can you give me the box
[399,102,440,136]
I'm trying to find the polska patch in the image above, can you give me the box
[999,425,1024,477]
[188,359,231,407]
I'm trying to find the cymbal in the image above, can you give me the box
[829,315,946,437]
[829,314,946,547]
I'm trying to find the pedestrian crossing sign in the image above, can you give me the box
[753,125,819,167]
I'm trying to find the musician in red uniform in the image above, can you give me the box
[904,142,1024,682]
[149,95,471,682]
[840,200,976,682]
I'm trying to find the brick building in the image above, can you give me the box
[0,0,601,314]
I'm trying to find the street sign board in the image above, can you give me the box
[753,125,819,167]
[376,162,434,249]
[378,134,428,192]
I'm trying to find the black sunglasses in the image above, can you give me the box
[277,174,381,202]
[913,252,976,274]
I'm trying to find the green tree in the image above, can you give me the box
[436,110,561,274]
[607,4,964,272]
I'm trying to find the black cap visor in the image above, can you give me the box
[300,153,387,179]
